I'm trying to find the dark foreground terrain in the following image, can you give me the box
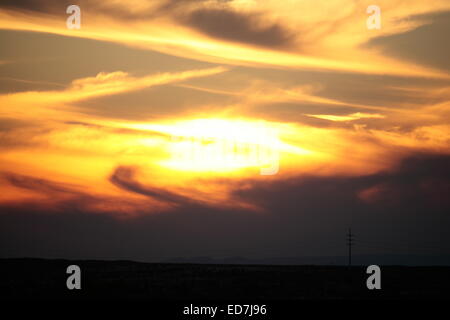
[1,258,449,300]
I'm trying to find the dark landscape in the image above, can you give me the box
[1,258,449,300]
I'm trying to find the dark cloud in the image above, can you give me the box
[0,0,295,49]
[0,0,67,15]
[1,172,77,195]
[0,117,33,132]
[365,10,450,71]
[0,124,54,150]
[110,166,197,206]
[0,0,199,21]
[63,121,172,139]
[232,153,450,211]
[1,153,450,261]
[0,171,150,218]
[181,8,295,49]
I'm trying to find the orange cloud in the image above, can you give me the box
[1,0,449,77]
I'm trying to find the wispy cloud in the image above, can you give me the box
[1,0,449,76]
[306,113,385,122]
[0,67,228,120]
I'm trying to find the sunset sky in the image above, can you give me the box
[1,0,449,261]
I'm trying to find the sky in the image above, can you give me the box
[0,0,449,262]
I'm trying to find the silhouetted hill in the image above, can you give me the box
[163,254,450,266]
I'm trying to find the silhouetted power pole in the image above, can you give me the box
[347,228,354,267]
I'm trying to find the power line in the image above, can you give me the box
[346,228,354,267]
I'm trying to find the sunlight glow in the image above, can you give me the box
[126,119,311,173]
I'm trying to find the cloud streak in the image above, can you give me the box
[1,0,449,76]
[110,166,197,206]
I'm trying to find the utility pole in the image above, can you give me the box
[347,228,354,267]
